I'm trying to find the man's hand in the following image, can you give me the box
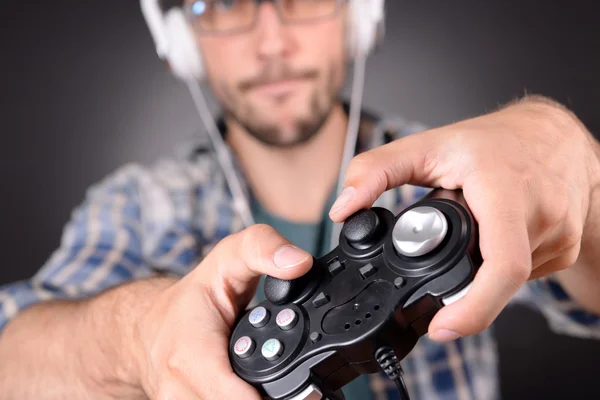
[329,95,600,342]
[0,225,312,399]
[133,225,312,399]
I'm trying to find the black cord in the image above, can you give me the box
[393,376,410,400]
[375,346,411,400]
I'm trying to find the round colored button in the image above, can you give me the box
[261,338,284,361]
[248,306,270,328]
[393,206,448,257]
[233,336,255,359]
[276,308,297,330]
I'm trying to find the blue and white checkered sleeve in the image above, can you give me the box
[0,165,153,333]
[514,277,600,340]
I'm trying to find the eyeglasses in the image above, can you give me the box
[183,0,347,35]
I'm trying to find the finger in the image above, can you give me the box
[428,177,532,341]
[198,224,313,295]
[529,245,581,280]
[329,128,457,222]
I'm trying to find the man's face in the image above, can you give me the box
[192,1,348,147]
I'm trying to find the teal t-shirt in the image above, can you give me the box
[251,193,373,400]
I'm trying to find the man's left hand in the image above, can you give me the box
[329,95,600,342]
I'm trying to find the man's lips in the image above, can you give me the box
[245,78,310,98]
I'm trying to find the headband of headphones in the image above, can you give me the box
[140,0,386,81]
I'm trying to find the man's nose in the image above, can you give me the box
[255,3,291,59]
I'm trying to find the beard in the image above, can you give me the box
[215,61,344,148]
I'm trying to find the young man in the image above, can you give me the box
[1,1,600,399]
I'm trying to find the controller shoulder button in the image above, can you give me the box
[288,384,323,400]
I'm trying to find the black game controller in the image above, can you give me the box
[229,189,482,400]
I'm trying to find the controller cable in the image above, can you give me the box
[375,346,410,400]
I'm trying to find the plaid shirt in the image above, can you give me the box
[1,114,600,400]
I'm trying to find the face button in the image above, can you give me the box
[261,338,284,361]
[248,306,270,328]
[276,308,298,330]
[233,336,255,359]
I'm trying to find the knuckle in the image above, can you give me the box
[542,192,570,229]
[215,233,236,254]
[243,224,275,242]
[241,224,276,257]
[504,259,531,290]
[546,218,583,257]
[562,218,584,250]
[347,152,375,178]
[562,242,582,268]
[421,146,442,178]
[166,351,191,381]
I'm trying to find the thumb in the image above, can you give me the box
[197,224,314,301]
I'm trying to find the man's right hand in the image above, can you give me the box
[133,224,313,399]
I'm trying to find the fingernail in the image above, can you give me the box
[330,187,356,214]
[429,329,461,342]
[273,245,310,269]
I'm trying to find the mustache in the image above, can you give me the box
[238,64,319,91]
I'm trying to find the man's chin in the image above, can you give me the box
[230,91,334,147]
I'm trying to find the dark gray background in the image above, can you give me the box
[2,0,600,398]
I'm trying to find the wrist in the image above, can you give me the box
[82,277,177,398]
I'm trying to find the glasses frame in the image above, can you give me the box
[182,0,349,36]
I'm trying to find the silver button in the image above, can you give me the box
[276,308,297,330]
[288,384,323,400]
[248,306,270,328]
[393,206,448,257]
[233,336,255,359]
[261,338,284,361]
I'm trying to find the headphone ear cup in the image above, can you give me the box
[163,9,205,81]
[347,0,385,58]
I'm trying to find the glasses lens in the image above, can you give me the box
[188,0,256,33]
[279,0,339,22]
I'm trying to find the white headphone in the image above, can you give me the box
[140,0,386,81]
[140,0,387,244]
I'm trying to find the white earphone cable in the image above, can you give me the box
[185,53,368,238]
[329,52,368,250]
[185,79,256,228]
